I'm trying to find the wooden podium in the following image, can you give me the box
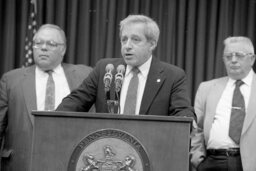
[31,111,192,171]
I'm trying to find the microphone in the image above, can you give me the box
[115,65,125,93]
[103,64,114,93]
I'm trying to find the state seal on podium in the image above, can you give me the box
[67,129,150,171]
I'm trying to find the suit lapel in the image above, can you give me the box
[242,73,256,134]
[139,58,165,114]
[63,63,79,91]
[22,66,37,125]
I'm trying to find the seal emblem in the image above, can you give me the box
[68,129,150,171]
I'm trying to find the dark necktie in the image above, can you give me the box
[44,70,55,111]
[229,80,245,144]
[123,67,140,115]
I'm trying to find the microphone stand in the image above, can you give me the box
[111,69,123,114]
[114,91,121,114]
[105,89,119,114]
[104,64,124,114]
[106,99,119,114]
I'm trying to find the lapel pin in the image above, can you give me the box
[157,79,161,83]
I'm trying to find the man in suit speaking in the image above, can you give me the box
[57,14,195,120]
[0,24,92,171]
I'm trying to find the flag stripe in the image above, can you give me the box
[23,0,38,67]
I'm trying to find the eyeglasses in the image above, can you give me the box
[223,51,254,60]
[33,40,64,50]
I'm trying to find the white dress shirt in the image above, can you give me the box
[208,69,253,149]
[35,65,70,110]
[119,56,152,115]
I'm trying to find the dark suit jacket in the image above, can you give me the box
[0,63,92,171]
[57,58,195,118]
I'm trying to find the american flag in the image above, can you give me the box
[23,0,38,67]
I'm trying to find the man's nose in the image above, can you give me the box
[41,43,48,50]
[124,39,133,49]
[231,54,238,62]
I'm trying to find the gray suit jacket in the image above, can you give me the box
[190,72,256,171]
[0,63,92,171]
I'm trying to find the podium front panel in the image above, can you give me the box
[31,111,192,171]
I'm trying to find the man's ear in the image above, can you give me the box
[61,46,66,56]
[150,40,157,51]
[251,54,256,66]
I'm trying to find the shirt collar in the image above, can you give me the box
[242,69,254,86]
[36,64,62,75]
[228,69,254,87]
[125,56,152,78]
[53,64,63,75]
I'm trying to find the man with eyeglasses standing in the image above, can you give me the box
[190,36,256,171]
[0,24,92,171]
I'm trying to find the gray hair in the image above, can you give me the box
[224,36,254,54]
[120,14,160,44]
[33,24,67,48]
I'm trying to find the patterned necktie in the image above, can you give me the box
[44,70,55,111]
[229,80,245,144]
[123,67,140,115]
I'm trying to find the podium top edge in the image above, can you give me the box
[32,111,193,123]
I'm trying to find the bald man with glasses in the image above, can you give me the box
[0,24,92,171]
